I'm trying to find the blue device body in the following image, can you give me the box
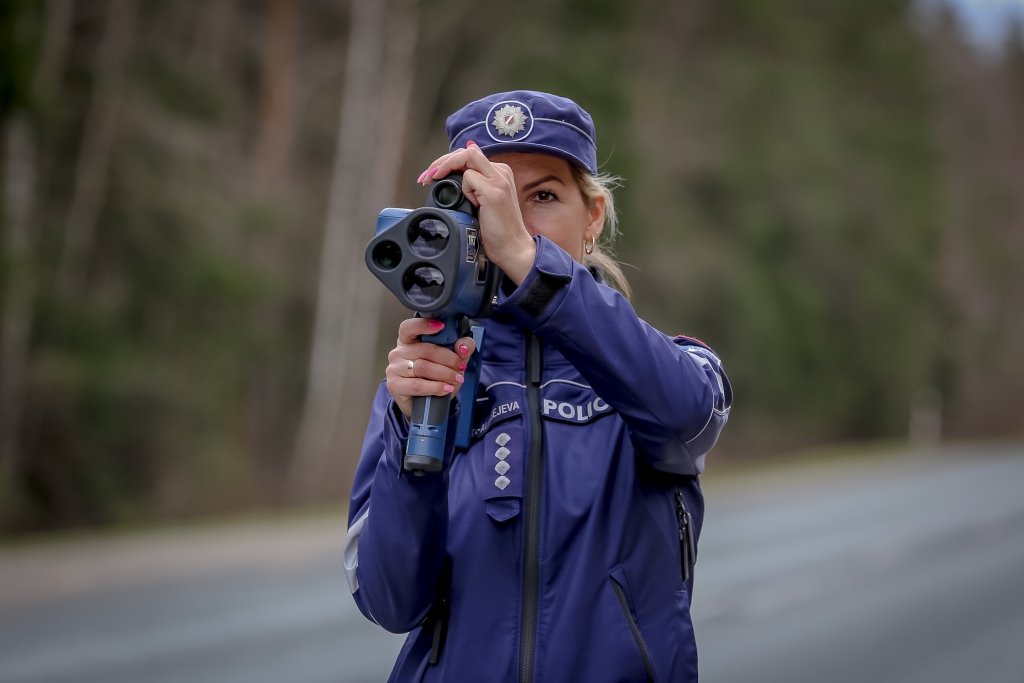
[374,207,488,318]
[373,206,494,468]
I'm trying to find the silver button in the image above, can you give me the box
[495,447,510,460]
[495,460,510,475]
[494,476,510,490]
[495,433,510,446]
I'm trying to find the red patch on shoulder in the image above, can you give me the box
[673,334,711,350]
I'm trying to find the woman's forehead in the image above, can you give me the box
[488,152,573,184]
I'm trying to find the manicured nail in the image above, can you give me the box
[428,320,444,330]
[455,374,464,384]
[444,384,455,393]
[417,171,426,183]
[458,344,469,355]
[458,361,467,371]
[428,168,438,177]
[467,140,476,147]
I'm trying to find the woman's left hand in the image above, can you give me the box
[419,142,536,285]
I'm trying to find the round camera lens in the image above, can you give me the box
[402,265,445,306]
[371,240,402,270]
[433,180,462,209]
[408,218,450,258]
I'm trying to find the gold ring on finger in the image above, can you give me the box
[406,359,415,376]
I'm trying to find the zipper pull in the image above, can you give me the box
[528,334,542,385]
[675,489,695,582]
[685,509,696,569]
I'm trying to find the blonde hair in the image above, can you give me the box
[570,165,632,300]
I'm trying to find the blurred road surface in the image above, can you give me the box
[0,444,1021,683]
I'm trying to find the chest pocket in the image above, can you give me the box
[472,385,525,523]
[539,379,616,425]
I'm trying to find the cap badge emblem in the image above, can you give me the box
[491,104,527,137]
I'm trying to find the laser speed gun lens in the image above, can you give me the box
[371,240,401,270]
[402,265,445,306]
[408,218,450,258]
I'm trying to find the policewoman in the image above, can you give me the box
[344,91,732,683]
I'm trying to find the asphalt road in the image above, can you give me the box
[0,445,1022,683]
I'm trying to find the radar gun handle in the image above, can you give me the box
[403,314,463,473]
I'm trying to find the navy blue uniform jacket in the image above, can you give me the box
[345,236,732,683]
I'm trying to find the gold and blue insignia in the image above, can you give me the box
[486,100,534,142]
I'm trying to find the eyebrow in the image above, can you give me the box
[521,175,566,192]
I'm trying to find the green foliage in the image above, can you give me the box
[25,160,271,526]
[134,53,224,123]
[623,0,943,442]
[725,58,937,435]
[0,0,41,115]
[0,1,313,531]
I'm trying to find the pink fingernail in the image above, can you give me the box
[458,361,467,371]
[429,168,438,177]
[417,171,426,183]
[455,374,464,384]
[467,140,476,147]
[428,320,444,330]
[458,344,469,355]
[444,384,455,393]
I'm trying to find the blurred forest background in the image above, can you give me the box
[0,0,1021,532]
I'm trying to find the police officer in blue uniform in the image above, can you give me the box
[345,91,732,683]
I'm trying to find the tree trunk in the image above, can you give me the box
[1,0,77,481]
[0,117,38,479]
[55,0,137,297]
[253,0,300,194]
[190,0,236,74]
[32,0,75,104]
[288,0,420,502]
[927,16,1024,436]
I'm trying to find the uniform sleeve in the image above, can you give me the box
[502,236,732,475]
[343,382,457,632]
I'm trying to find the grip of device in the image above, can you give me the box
[403,314,461,472]
[404,394,449,472]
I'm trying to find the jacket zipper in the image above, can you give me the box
[675,488,696,583]
[611,578,655,683]
[519,332,543,683]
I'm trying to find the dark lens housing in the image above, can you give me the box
[408,218,450,258]
[371,241,402,270]
[432,179,463,209]
[402,265,445,306]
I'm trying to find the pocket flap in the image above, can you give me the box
[485,497,521,523]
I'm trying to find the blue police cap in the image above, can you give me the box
[446,90,598,175]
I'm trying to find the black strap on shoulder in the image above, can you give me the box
[517,271,572,317]
[428,559,452,665]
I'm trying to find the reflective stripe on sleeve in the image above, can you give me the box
[682,349,731,474]
[343,507,370,594]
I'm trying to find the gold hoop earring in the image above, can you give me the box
[584,239,594,255]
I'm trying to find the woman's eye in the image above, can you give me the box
[535,191,557,202]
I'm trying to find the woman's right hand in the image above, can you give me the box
[419,142,536,286]
[386,317,477,420]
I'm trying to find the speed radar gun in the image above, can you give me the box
[365,174,502,473]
